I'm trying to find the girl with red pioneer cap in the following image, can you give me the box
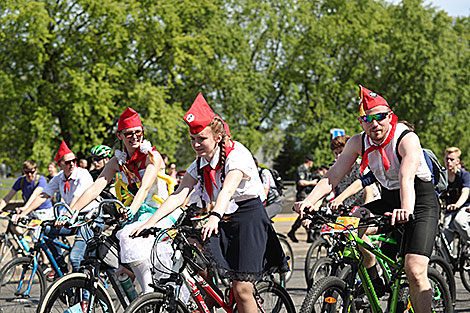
[133,93,287,313]
[69,107,180,295]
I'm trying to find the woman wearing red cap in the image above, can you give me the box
[133,93,287,312]
[69,107,179,295]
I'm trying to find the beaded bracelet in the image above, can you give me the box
[209,211,223,220]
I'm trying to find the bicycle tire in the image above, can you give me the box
[304,237,330,284]
[254,281,296,313]
[0,256,47,313]
[307,257,333,289]
[0,234,17,267]
[429,255,456,306]
[37,272,115,313]
[459,244,470,292]
[300,276,354,313]
[123,292,189,313]
[272,236,294,284]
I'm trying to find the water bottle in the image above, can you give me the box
[118,273,138,301]
[19,236,30,252]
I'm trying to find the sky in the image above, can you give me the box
[389,0,470,17]
[425,0,470,17]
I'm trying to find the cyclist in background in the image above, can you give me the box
[0,160,54,221]
[16,141,99,278]
[254,157,283,219]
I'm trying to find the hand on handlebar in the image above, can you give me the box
[12,213,27,224]
[293,199,314,218]
[55,214,71,228]
[385,208,413,226]
[446,204,459,211]
[201,216,219,241]
[328,199,343,212]
[121,206,134,222]
[129,221,152,238]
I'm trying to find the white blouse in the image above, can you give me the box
[187,141,266,214]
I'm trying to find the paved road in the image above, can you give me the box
[272,213,470,313]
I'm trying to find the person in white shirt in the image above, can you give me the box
[133,93,287,313]
[19,140,97,274]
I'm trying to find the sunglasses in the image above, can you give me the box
[92,156,106,163]
[122,130,143,139]
[359,112,390,123]
[24,170,36,175]
[63,159,77,165]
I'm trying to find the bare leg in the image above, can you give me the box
[232,280,257,313]
[404,253,431,313]
[357,226,378,268]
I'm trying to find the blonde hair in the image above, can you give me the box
[445,147,461,158]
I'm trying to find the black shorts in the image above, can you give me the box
[364,177,439,258]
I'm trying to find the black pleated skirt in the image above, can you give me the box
[204,197,288,282]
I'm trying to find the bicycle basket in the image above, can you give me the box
[98,235,120,269]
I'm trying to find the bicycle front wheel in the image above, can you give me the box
[0,256,46,313]
[459,244,470,292]
[271,235,294,285]
[123,292,189,313]
[37,272,115,313]
[254,281,296,313]
[304,237,330,284]
[300,276,353,313]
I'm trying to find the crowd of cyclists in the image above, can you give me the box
[0,86,467,313]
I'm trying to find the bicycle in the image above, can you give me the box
[37,199,147,313]
[434,214,470,292]
[299,210,452,313]
[0,203,74,313]
[0,210,33,266]
[125,210,296,313]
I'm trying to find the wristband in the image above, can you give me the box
[209,211,223,220]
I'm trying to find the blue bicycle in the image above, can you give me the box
[0,203,74,313]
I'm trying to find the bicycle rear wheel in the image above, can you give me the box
[37,273,114,313]
[123,292,189,313]
[254,281,296,313]
[429,255,456,307]
[271,235,294,285]
[0,256,46,313]
[0,235,17,267]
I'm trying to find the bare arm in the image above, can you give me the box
[329,179,364,211]
[448,187,470,210]
[363,185,375,204]
[202,169,244,240]
[294,134,362,215]
[394,132,421,225]
[0,189,17,211]
[131,171,197,236]
[70,157,121,213]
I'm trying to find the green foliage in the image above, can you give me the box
[0,0,468,177]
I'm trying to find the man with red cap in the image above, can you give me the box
[21,140,97,279]
[294,86,439,313]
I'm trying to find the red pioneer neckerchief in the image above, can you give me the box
[203,141,235,199]
[360,113,398,174]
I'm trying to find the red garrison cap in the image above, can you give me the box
[118,107,143,131]
[359,85,390,116]
[54,140,73,162]
[183,93,216,135]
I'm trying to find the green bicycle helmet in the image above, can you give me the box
[90,145,112,158]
